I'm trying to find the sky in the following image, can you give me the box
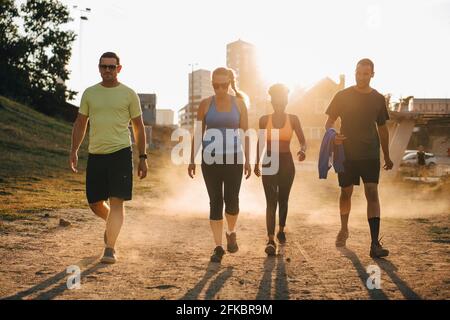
[58,0,450,112]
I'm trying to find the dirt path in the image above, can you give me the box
[1,162,449,300]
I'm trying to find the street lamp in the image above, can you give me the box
[188,63,198,131]
[73,6,91,87]
[73,6,91,20]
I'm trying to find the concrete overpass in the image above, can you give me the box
[388,111,450,172]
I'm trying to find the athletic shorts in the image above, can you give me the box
[86,147,133,203]
[338,159,380,188]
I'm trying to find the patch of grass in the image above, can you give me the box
[413,218,431,224]
[0,95,89,220]
[0,212,34,221]
[0,95,168,223]
[429,225,450,244]
[429,226,449,235]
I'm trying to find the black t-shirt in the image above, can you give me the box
[326,87,389,160]
[417,151,426,166]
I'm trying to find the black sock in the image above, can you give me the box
[368,217,380,245]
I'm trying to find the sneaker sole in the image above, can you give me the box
[265,245,276,256]
[101,256,116,264]
[277,236,286,244]
[227,246,239,253]
[210,256,223,263]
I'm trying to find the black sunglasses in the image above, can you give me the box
[99,64,118,70]
[212,82,230,90]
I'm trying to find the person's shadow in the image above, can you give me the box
[256,245,290,300]
[181,262,233,300]
[374,258,422,300]
[337,247,422,300]
[3,256,108,300]
[337,247,389,300]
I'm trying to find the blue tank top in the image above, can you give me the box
[202,96,242,155]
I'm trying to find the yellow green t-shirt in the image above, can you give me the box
[79,83,142,154]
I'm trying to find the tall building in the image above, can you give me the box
[138,93,156,125]
[226,39,267,127]
[156,109,175,126]
[178,69,214,130]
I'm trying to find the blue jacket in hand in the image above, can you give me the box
[318,128,345,179]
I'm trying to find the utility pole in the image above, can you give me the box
[188,63,198,132]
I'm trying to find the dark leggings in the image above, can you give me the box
[201,155,243,221]
[262,152,295,236]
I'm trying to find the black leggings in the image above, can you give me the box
[262,152,295,236]
[201,156,243,220]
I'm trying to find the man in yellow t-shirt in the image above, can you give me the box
[70,52,148,264]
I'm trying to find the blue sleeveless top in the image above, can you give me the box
[202,96,242,155]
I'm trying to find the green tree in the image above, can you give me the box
[0,0,29,99]
[0,0,76,115]
[20,0,76,112]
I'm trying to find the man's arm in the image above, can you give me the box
[377,124,393,170]
[325,115,336,130]
[131,115,148,179]
[325,115,346,145]
[70,113,89,173]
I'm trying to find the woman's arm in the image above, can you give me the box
[291,115,307,161]
[188,98,209,178]
[237,98,251,179]
[254,115,267,177]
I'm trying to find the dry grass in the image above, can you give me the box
[0,95,170,224]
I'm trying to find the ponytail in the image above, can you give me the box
[228,69,244,100]
[212,67,248,103]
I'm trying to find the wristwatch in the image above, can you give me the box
[139,154,148,159]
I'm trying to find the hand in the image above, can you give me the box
[383,157,394,170]
[254,164,261,177]
[297,150,306,162]
[188,163,196,178]
[334,133,347,145]
[244,162,251,179]
[70,150,78,173]
[138,159,148,179]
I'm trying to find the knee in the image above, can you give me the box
[365,188,379,202]
[109,197,125,208]
[278,201,288,211]
[340,190,353,201]
[209,199,224,220]
[224,197,239,215]
[209,209,224,221]
[89,201,104,213]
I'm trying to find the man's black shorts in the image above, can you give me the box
[338,159,380,188]
[86,147,133,203]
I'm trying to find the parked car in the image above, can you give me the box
[400,152,437,167]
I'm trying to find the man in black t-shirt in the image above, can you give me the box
[417,145,427,179]
[325,58,393,258]
[417,145,426,166]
